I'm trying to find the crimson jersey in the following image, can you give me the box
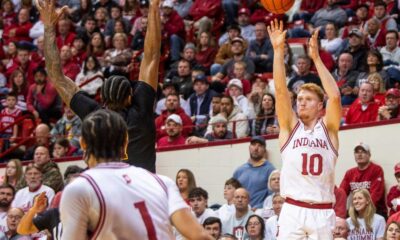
[280,120,338,203]
[0,108,21,134]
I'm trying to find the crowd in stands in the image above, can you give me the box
[0,0,400,239]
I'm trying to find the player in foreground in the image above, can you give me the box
[267,19,342,239]
[59,109,211,239]
[36,0,160,173]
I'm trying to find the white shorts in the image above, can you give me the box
[277,202,336,240]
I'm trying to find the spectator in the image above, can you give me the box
[0,0,16,30]
[365,18,386,49]
[332,52,359,105]
[50,107,82,148]
[155,79,190,115]
[0,92,22,152]
[245,214,265,240]
[3,8,32,44]
[356,50,389,92]
[226,61,252,95]
[216,178,242,223]
[251,93,279,136]
[60,45,81,81]
[246,22,274,73]
[130,0,149,37]
[175,169,196,203]
[0,184,15,232]
[346,189,386,239]
[29,19,44,43]
[0,208,27,239]
[32,146,63,193]
[186,115,234,144]
[173,0,192,19]
[265,194,285,240]
[203,217,222,240]
[309,0,347,30]
[71,35,87,66]
[104,5,131,43]
[262,170,280,210]
[31,36,45,67]
[333,217,350,239]
[75,15,99,43]
[387,163,400,217]
[1,160,23,189]
[195,31,217,72]
[155,94,192,140]
[188,187,217,224]
[157,114,186,148]
[6,43,38,86]
[161,0,185,62]
[209,93,223,118]
[4,70,28,111]
[26,67,62,124]
[222,188,254,238]
[340,143,387,217]
[12,165,55,212]
[56,18,76,49]
[103,33,133,77]
[288,55,322,94]
[227,79,249,117]
[321,22,343,54]
[212,37,255,87]
[342,29,369,72]
[220,8,254,44]
[86,32,106,63]
[170,59,193,100]
[24,123,51,161]
[188,0,221,34]
[368,73,386,103]
[292,0,326,23]
[233,136,275,208]
[378,88,400,121]
[345,82,381,124]
[384,221,400,240]
[221,0,239,26]
[247,78,269,119]
[380,30,400,65]
[52,138,79,158]
[169,43,200,76]
[365,1,397,32]
[2,41,17,71]
[131,16,147,52]
[75,55,104,97]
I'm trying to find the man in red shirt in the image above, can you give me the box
[387,163,400,216]
[6,44,38,86]
[378,88,400,121]
[340,143,387,217]
[56,18,76,49]
[345,82,381,124]
[60,45,80,81]
[157,114,186,148]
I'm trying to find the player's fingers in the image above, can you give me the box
[279,20,283,32]
[283,30,287,39]
[274,18,278,31]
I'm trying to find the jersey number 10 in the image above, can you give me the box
[301,153,323,176]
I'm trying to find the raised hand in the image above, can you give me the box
[35,0,68,27]
[308,29,320,61]
[32,192,48,213]
[267,19,287,50]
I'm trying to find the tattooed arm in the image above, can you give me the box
[138,0,161,91]
[36,0,79,108]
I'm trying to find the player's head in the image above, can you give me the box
[203,217,222,239]
[80,109,128,166]
[349,188,375,231]
[101,75,132,111]
[296,83,324,121]
[188,187,209,217]
[245,214,265,240]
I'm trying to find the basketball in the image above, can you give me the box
[260,0,295,14]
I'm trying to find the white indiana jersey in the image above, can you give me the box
[60,162,188,240]
[280,120,338,203]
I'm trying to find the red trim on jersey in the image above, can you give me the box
[286,197,333,209]
[93,162,130,169]
[320,120,338,157]
[80,174,107,240]
[280,121,300,152]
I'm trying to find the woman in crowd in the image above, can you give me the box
[347,188,386,240]
[1,159,23,189]
[103,33,133,77]
[2,69,28,111]
[75,55,104,98]
[87,32,106,64]
[195,31,217,73]
[52,138,79,158]
[321,22,343,54]
[368,73,386,104]
[94,7,108,32]
[357,50,390,92]
[175,169,196,204]
[251,93,279,136]
[245,215,265,240]
[265,194,285,240]
[2,41,17,67]
[384,222,400,240]
[262,170,280,209]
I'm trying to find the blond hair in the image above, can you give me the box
[299,83,325,102]
[348,189,376,232]
[367,73,386,93]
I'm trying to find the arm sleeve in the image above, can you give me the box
[369,168,385,206]
[32,208,59,232]
[132,82,156,118]
[158,176,188,217]
[60,178,96,240]
[69,91,101,120]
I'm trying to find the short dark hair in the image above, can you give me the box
[374,0,387,8]
[221,95,234,105]
[81,109,128,161]
[224,178,242,189]
[188,187,208,200]
[34,67,47,76]
[101,75,132,111]
[203,217,222,228]
[386,30,399,40]
[0,183,16,196]
[245,215,265,239]
[83,55,102,74]
[63,165,85,180]
[55,138,70,149]
[6,91,18,100]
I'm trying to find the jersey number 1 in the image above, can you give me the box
[301,153,323,176]
[134,201,157,240]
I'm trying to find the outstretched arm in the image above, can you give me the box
[138,0,161,91]
[36,0,79,108]
[309,30,342,143]
[267,19,297,146]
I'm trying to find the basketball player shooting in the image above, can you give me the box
[267,19,342,239]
